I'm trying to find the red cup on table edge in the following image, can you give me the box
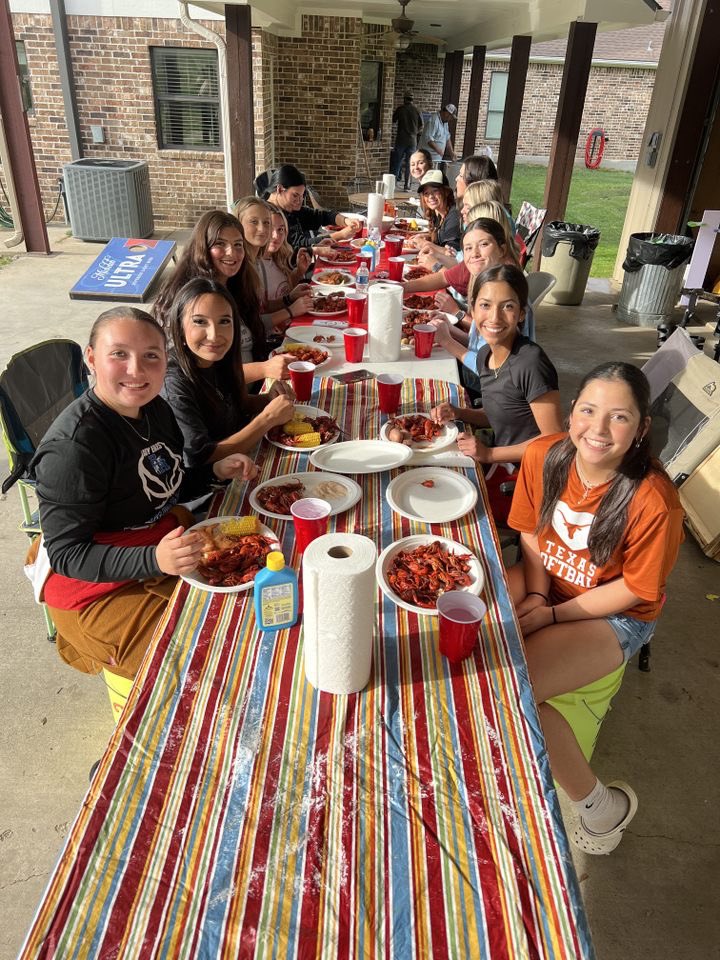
[355,251,373,269]
[291,498,332,554]
[345,291,367,325]
[343,327,367,363]
[437,591,487,663]
[384,234,404,258]
[377,373,404,415]
[388,256,405,282]
[413,323,435,359]
[288,361,315,403]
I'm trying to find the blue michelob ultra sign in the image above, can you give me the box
[69,237,176,302]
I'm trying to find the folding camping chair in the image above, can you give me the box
[526,271,557,309]
[0,339,88,640]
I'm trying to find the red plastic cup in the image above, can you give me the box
[384,234,404,257]
[355,251,372,270]
[437,592,487,662]
[291,498,332,554]
[343,327,367,362]
[413,323,436,359]
[345,291,367,325]
[388,256,405,282]
[377,373,404,414]
[288,361,315,403]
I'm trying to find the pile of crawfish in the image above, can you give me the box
[319,248,356,264]
[404,265,429,281]
[256,479,305,514]
[402,309,433,339]
[196,526,274,587]
[311,292,346,313]
[284,346,329,364]
[312,333,337,344]
[404,293,436,310]
[387,542,473,608]
[267,414,339,447]
[387,415,443,445]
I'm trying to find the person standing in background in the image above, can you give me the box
[419,104,458,164]
[391,93,423,189]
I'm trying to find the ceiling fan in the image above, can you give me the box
[387,0,444,49]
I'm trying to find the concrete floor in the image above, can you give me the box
[1,228,718,959]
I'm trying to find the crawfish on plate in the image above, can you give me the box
[283,345,329,365]
[196,526,275,587]
[256,479,305,514]
[311,291,346,313]
[404,293,435,310]
[387,415,443,446]
[267,414,339,447]
[387,542,473,608]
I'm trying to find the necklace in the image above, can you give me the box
[121,410,151,442]
[489,353,508,379]
[574,455,613,502]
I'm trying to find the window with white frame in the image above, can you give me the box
[150,47,221,151]
[485,71,508,140]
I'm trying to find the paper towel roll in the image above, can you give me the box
[302,534,377,694]
[367,192,385,229]
[368,283,403,361]
[382,173,396,199]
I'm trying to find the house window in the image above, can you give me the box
[485,71,508,139]
[360,61,384,141]
[150,47,221,151]
[16,41,34,113]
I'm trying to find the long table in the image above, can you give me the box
[20,378,594,959]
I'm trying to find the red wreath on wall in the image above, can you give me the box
[584,128,607,169]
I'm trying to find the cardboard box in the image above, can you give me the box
[679,445,720,561]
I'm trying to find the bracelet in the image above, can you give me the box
[551,607,557,624]
[527,591,548,602]
[283,294,292,307]
[286,307,293,320]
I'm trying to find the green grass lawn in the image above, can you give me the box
[509,163,634,277]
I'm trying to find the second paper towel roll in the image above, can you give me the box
[302,533,377,695]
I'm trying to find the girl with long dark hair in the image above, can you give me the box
[162,278,294,466]
[507,362,684,854]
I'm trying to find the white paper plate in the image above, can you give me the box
[265,405,341,453]
[376,534,484,616]
[402,264,431,281]
[286,325,347,348]
[307,308,348,318]
[385,467,477,523]
[338,212,366,222]
[394,217,429,230]
[180,517,280,594]
[309,439,413,474]
[249,472,362,520]
[350,237,386,250]
[315,252,358,268]
[379,414,459,453]
[312,270,355,289]
[273,344,332,369]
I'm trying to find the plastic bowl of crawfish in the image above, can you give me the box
[376,534,484,616]
[181,516,280,593]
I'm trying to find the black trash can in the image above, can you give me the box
[616,233,694,327]
[541,221,601,305]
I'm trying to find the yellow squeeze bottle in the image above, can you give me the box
[253,551,298,631]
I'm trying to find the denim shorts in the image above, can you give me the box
[606,613,656,663]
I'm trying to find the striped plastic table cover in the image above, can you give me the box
[21,378,594,960]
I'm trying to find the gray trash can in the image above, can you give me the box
[541,222,600,305]
[616,233,694,327]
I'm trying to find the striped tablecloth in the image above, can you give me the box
[21,378,594,960]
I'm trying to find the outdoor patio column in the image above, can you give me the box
[462,45,486,158]
[442,50,464,159]
[536,19,597,267]
[0,3,50,253]
[497,35,531,206]
[225,4,256,200]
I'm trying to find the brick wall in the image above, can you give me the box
[274,15,361,210]
[394,44,445,117]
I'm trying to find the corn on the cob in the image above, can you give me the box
[283,418,314,436]
[293,432,321,448]
[219,516,258,536]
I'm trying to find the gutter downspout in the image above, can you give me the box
[0,117,24,247]
[177,2,234,211]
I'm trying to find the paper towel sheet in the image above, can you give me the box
[408,450,476,467]
[302,534,377,695]
[368,283,403,362]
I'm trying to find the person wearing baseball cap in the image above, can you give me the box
[418,104,458,163]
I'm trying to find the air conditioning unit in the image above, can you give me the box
[63,159,154,242]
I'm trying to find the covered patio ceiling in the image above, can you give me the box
[192,0,668,51]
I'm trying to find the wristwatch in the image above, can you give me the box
[431,262,443,273]
[455,309,465,322]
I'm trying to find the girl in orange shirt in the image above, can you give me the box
[508,362,684,854]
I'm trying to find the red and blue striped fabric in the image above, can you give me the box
[20,378,594,959]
